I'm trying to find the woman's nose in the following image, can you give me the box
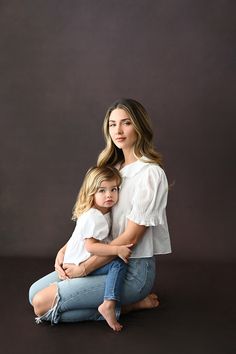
[115,124,123,135]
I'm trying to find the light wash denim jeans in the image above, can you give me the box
[29,257,156,324]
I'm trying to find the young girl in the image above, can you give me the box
[37,166,133,331]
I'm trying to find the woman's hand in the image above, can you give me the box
[63,263,87,278]
[54,245,68,279]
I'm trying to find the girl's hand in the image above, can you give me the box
[117,244,133,263]
[63,263,87,278]
[54,248,67,279]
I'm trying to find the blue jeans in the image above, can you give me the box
[29,257,156,324]
[90,258,126,302]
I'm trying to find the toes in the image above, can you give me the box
[113,323,123,332]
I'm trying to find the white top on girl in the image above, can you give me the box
[63,208,111,265]
[112,158,171,258]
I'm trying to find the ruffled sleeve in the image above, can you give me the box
[127,165,168,226]
[79,209,109,241]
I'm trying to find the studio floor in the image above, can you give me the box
[0,256,235,354]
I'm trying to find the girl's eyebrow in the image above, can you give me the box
[98,185,118,188]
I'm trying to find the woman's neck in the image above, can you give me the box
[122,149,138,167]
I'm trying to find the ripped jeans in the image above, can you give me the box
[29,257,156,324]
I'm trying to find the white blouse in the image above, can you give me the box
[63,208,111,265]
[111,158,171,258]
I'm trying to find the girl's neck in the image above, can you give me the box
[93,205,110,215]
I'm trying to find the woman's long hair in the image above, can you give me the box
[97,98,163,168]
[72,166,122,220]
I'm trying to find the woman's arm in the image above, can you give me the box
[54,243,68,279]
[63,220,147,278]
[110,220,146,247]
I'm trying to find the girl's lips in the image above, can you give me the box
[105,200,113,204]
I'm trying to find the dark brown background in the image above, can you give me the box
[0,0,235,262]
[0,2,235,354]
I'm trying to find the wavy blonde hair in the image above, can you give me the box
[97,98,163,167]
[72,166,122,220]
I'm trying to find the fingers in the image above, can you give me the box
[59,274,68,280]
[63,264,76,278]
[118,253,130,263]
[55,262,67,279]
[125,249,132,258]
[119,256,128,263]
[126,243,134,248]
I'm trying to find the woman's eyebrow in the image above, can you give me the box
[109,118,131,122]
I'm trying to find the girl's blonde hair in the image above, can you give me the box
[97,98,163,168]
[72,166,122,220]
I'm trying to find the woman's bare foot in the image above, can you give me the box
[122,293,160,314]
[98,300,123,332]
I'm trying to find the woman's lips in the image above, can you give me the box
[116,137,126,142]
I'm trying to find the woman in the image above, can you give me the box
[29,98,171,325]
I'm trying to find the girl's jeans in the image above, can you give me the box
[90,258,126,302]
[29,257,156,324]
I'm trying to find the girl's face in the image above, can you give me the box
[108,108,138,151]
[93,179,119,214]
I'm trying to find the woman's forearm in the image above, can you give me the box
[55,243,68,279]
[58,243,67,255]
[64,254,115,278]
[110,220,147,246]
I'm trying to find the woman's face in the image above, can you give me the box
[108,108,138,151]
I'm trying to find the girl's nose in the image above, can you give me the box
[106,191,112,198]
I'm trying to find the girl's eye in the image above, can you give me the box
[98,189,105,193]
[112,187,118,192]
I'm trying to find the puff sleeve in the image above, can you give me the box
[79,210,109,241]
[127,165,168,226]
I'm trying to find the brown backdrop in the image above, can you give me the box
[0,0,235,261]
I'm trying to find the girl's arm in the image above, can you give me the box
[84,238,133,263]
[63,220,147,278]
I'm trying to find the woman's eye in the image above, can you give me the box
[109,123,115,127]
[123,121,131,125]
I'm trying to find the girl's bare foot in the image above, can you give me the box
[98,301,123,332]
[122,293,160,314]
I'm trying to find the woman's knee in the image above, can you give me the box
[32,284,57,316]
[28,271,60,305]
[32,292,45,316]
